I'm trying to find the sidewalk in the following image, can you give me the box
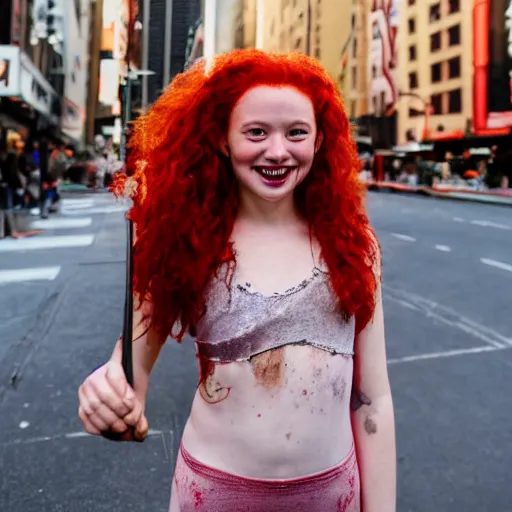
[365,181,512,206]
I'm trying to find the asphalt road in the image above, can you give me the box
[0,191,511,512]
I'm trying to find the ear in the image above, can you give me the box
[219,137,230,157]
[315,131,324,153]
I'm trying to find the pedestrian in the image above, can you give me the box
[78,50,396,512]
[42,143,67,217]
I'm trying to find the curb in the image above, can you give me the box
[365,182,512,207]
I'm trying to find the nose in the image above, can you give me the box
[264,134,290,163]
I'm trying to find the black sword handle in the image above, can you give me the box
[102,218,138,442]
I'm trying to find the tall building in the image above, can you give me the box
[342,1,370,122]
[241,0,257,49]
[258,0,354,98]
[396,0,472,144]
[145,0,202,104]
[0,0,67,146]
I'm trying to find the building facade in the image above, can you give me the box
[145,0,202,104]
[0,0,67,147]
[241,0,257,49]
[396,0,472,144]
[257,0,354,99]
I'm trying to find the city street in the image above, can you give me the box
[0,191,511,511]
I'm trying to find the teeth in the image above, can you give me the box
[260,168,289,177]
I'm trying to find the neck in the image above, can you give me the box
[237,191,300,227]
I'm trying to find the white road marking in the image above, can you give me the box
[62,206,127,215]
[387,346,505,365]
[435,245,452,252]
[0,234,94,252]
[471,220,512,230]
[391,233,416,242]
[453,217,465,222]
[480,258,512,274]
[0,267,60,285]
[31,217,93,230]
[61,202,95,211]
[3,429,167,447]
[383,285,512,348]
[61,198,96,207]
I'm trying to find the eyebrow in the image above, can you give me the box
[241,120,312,129]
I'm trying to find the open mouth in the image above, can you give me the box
[253,166,297,186]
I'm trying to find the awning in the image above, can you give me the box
[0,45,59,126]
[392,142,434,153]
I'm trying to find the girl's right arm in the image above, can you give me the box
[109,297,166,404]
[78,298,166,442]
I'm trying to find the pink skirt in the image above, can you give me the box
[170,442,360,512]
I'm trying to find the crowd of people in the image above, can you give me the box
[0,132,120,238]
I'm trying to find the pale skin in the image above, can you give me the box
[78,86,396,511]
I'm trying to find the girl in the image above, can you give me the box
[78,50,396,511]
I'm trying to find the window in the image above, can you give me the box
[431,62,442,83]
[430,32,441,52]
[429,3,441,23]
[314,47,321,58]
[353,37,358,58]
[448,56,461,78]
[448,25,461,46]
[408,18,416,34]
[431,93,442,114]
[448,0,460,13]
[294,37,302,49]
[409,72,418,89]
[448,89,462,113]
[408,0,416,4]
[409,108,422,117]
[409,45,417,61]
[352,67,357,88]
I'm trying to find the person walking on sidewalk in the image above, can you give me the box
[78,50,396,512]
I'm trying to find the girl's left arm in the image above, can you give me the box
[351,277,396,512]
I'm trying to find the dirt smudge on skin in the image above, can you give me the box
[286,432,292,440]
[251,347,285,388]
[350,389,372,412]
[364,416,377,434]
[331,376,346,402]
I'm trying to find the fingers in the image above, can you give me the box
[123,393,144,428]
[104,361,132,405]
[78,361,149,443]
[96,362,133,417]
[133,414,149,442]
[78,405,101,435]
[78,384,128,433]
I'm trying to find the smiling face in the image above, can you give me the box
[226,85,321,209]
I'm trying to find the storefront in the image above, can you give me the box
[0,44,60,142]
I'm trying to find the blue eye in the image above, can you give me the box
[289,129,308,137]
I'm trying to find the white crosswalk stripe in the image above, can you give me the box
[0,234,95,253]
[0,195,121,285]
[0,267,61,285]
[31,218,93,230]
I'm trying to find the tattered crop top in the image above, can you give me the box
[194,263,355,363]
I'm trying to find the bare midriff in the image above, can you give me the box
[181,343,354,479]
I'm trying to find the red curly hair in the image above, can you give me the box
[113,50,379,343]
